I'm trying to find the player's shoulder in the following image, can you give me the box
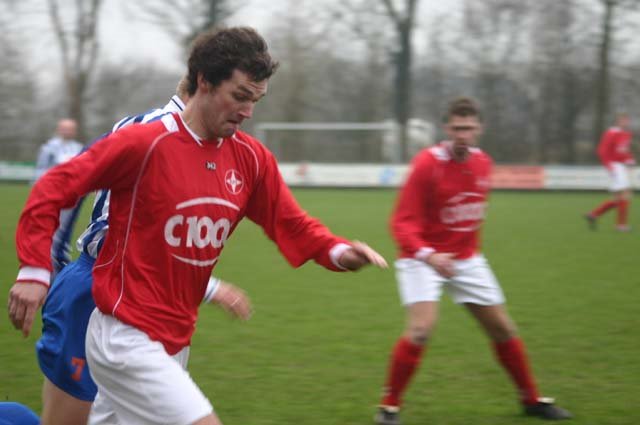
[418,142,451,164]
[228,130,275,176]
[106,116,176,150]
[232,130,262,147]
[42,137,61,148]
[113,108,166,132]
[469,147,493,164]
[231,130,271,157]
[117,117,169,135]
[608,126,623,133]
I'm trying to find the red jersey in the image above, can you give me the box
[597,127,634,169]
[16,113,348,354]
[391,142,492,261]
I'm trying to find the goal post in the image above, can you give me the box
[254,121,397,164]
[254,119,435,164]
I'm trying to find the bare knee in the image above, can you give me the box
[405,324,432,345]
[489,322,518,342]
[41,378,92,425]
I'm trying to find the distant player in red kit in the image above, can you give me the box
[8,27,387,425]
[374,98,572,425]
[585,113,635,231]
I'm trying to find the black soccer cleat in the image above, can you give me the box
[374,405,401,425]
[524,397,573,420]
[584,214,597,231]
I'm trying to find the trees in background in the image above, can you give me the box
[593,0,639,148]
[0,3,38,160]
[380,0,419,162]
[125,0,240,48]
[47,0,103,142]
[1,0,640,163]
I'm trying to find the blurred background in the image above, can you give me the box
[1,0,639,165]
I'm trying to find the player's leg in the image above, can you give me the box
[585,195,617,230]
[41,377,92,425]
[375,259,444,424]
[452,255,571,419]
[464,303,516,341]
[380,301,438,405]
[586,197,617,220]
[466,303,572,419]
[585,164,627,229]
[615,189,631,231]
[36,254,98,425]
[465,303,541,403]
[86,310,216,425]
[451,255,540,405]
[611,162,631,231]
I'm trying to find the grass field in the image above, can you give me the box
[0,183,638,424]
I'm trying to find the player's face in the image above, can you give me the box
[57,120,77,140]
[202,70,268,138]
[444,115,483,160]
[618,115,630,130]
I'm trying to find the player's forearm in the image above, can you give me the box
[17,175,82,273]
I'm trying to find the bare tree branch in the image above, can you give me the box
[46,0,103,141]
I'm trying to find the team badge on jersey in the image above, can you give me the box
[225,169,244,195]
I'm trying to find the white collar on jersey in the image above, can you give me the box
[160,95,186,114]
[177,114,203,146]
[177,113,225,148]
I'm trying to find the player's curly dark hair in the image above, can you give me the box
[444,97,483,122]
[186,27,279,95]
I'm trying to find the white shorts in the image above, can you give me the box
[86,309,213,425]
[609,162,631,192]
[395,255,505,306]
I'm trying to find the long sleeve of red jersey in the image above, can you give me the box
[246,150,349,271]
[391,152,433,260]
[15,128,146,283]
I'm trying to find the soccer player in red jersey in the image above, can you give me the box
[8,27,387,425]
[585,113,635,231]
[374,98,572,424]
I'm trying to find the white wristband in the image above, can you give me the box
[202,277,220,303]
[16,266,51,287]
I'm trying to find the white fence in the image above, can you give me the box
[3,161,639,190]
[278,163,640,190]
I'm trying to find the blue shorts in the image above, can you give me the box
[36,253,97,401]
[0,402,39,425]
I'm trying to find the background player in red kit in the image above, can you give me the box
[8,27,387,425]
[585,113,635,231]
[374,98,572,425]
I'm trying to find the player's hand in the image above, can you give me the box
[8,282,48,337]
[339,240,388,271]
[211,281,252,320]
[425,253,456,278]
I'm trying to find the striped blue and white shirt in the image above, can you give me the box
[36,135,85,276]
[34,137,84,182]
[75,95,186,258]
